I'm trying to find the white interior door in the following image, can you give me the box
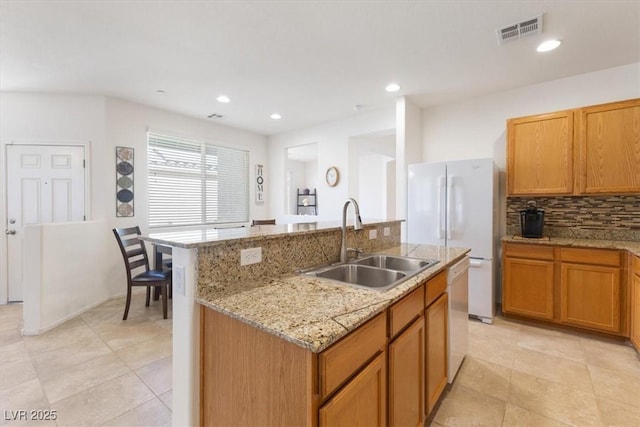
[6,145,86,302]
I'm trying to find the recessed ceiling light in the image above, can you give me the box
[270,113,282,120]
[385,83,400,93]
[537,39,561,52]
[216,95,230,103]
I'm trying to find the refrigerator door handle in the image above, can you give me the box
[446,175,454,239]
[437,175,445,239]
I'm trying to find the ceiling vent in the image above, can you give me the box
[497,14,543,45]
[207,113,224,119]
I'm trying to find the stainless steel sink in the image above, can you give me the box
[313,264,406,289]
[352,254,436,272]
[300,254,438,292]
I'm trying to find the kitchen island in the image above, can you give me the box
[141,220,469,426]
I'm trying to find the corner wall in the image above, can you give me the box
[1,93,268,305]
[267,106,396,223]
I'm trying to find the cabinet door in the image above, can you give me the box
[319,352,386,427]
[630,256,640,349]
[577,98,640,193]
[560,263,621,333]
[389,316,425,427]
[507,111,574,195]
[503,257,554,320]
[426,292,448,415]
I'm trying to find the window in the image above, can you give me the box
[147,132,249,228]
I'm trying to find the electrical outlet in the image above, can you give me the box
[369,229,377,239]
[174,265,185,296]
[240,247,262,266]
[383,227,391,236]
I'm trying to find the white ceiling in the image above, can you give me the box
[1,1,638,136]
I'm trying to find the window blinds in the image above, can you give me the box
[147,132,249,228]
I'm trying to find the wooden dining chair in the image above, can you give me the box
[251,219,276,226]
[112,226,171,320]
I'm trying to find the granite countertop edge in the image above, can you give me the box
[141,219,404,249]
[196,244,470,353]
[501,235,640,256]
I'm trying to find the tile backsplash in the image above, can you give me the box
[507,195,640,241]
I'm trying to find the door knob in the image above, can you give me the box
[5,229,16,235]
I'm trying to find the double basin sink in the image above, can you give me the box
[300,254,438,292]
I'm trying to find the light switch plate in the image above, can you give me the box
[369,229,378,239]
[383,227,391,236]
[174,265,185,296]
[241,247,262,266]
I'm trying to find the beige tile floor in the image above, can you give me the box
[2,297,639,426]
[430,316,640,427]
[0,293,172,426]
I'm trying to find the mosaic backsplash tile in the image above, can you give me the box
[506,195,640,241]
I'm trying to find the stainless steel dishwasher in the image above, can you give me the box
[447,256,469,383]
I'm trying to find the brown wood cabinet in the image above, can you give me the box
[503,244,555,320]
[577,99,640,194]
[507,98,640,196]
[426,292,448,415]
[201,266,455,427]
[631,255,640,350]
[389,316,425,427]
[560,247,622,333]
[507,111,574,195]
[319,352,386,427]
[503,242,629,337]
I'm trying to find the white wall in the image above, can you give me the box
[268,106,396,223]
[421,62,640,165]
[22,221,109,334]
[1,93,268,305]
[396,96,423,240]
[348,133,396,220]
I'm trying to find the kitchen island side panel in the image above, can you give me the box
[201,306,318,427]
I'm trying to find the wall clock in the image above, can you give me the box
[325,166,339,187]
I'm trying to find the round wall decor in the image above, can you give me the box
[326,166,339,187]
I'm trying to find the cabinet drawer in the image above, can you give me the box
[319,312,386,399]
[560,248,621,267]
[389,285,424,338]
[504,243,554,260]
[425,271,447,307]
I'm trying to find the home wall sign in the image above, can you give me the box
[256,164,265,203]
[116,146,134,217]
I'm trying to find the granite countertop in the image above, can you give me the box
[197,243,469,353]
[502,235,640,257]
[142,219,401,248]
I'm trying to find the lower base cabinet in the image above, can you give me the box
[631,255,640,350]
[503,243,628,337]
[319,352,387,427]
[560,262,621,332]
[426,292,448,414]
[389,316,425,427]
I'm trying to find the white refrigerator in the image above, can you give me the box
[408,158,498,324]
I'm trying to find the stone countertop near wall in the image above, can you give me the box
[197,243,469,353]
[143,219,401,249]
[502,235,640,257]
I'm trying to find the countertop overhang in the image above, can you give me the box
[141,219,403,249]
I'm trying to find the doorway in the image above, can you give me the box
[5,144,86,301]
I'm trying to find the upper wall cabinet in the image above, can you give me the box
[507,111,574,195]
[507,98,640,196]
[577,99,640,194]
